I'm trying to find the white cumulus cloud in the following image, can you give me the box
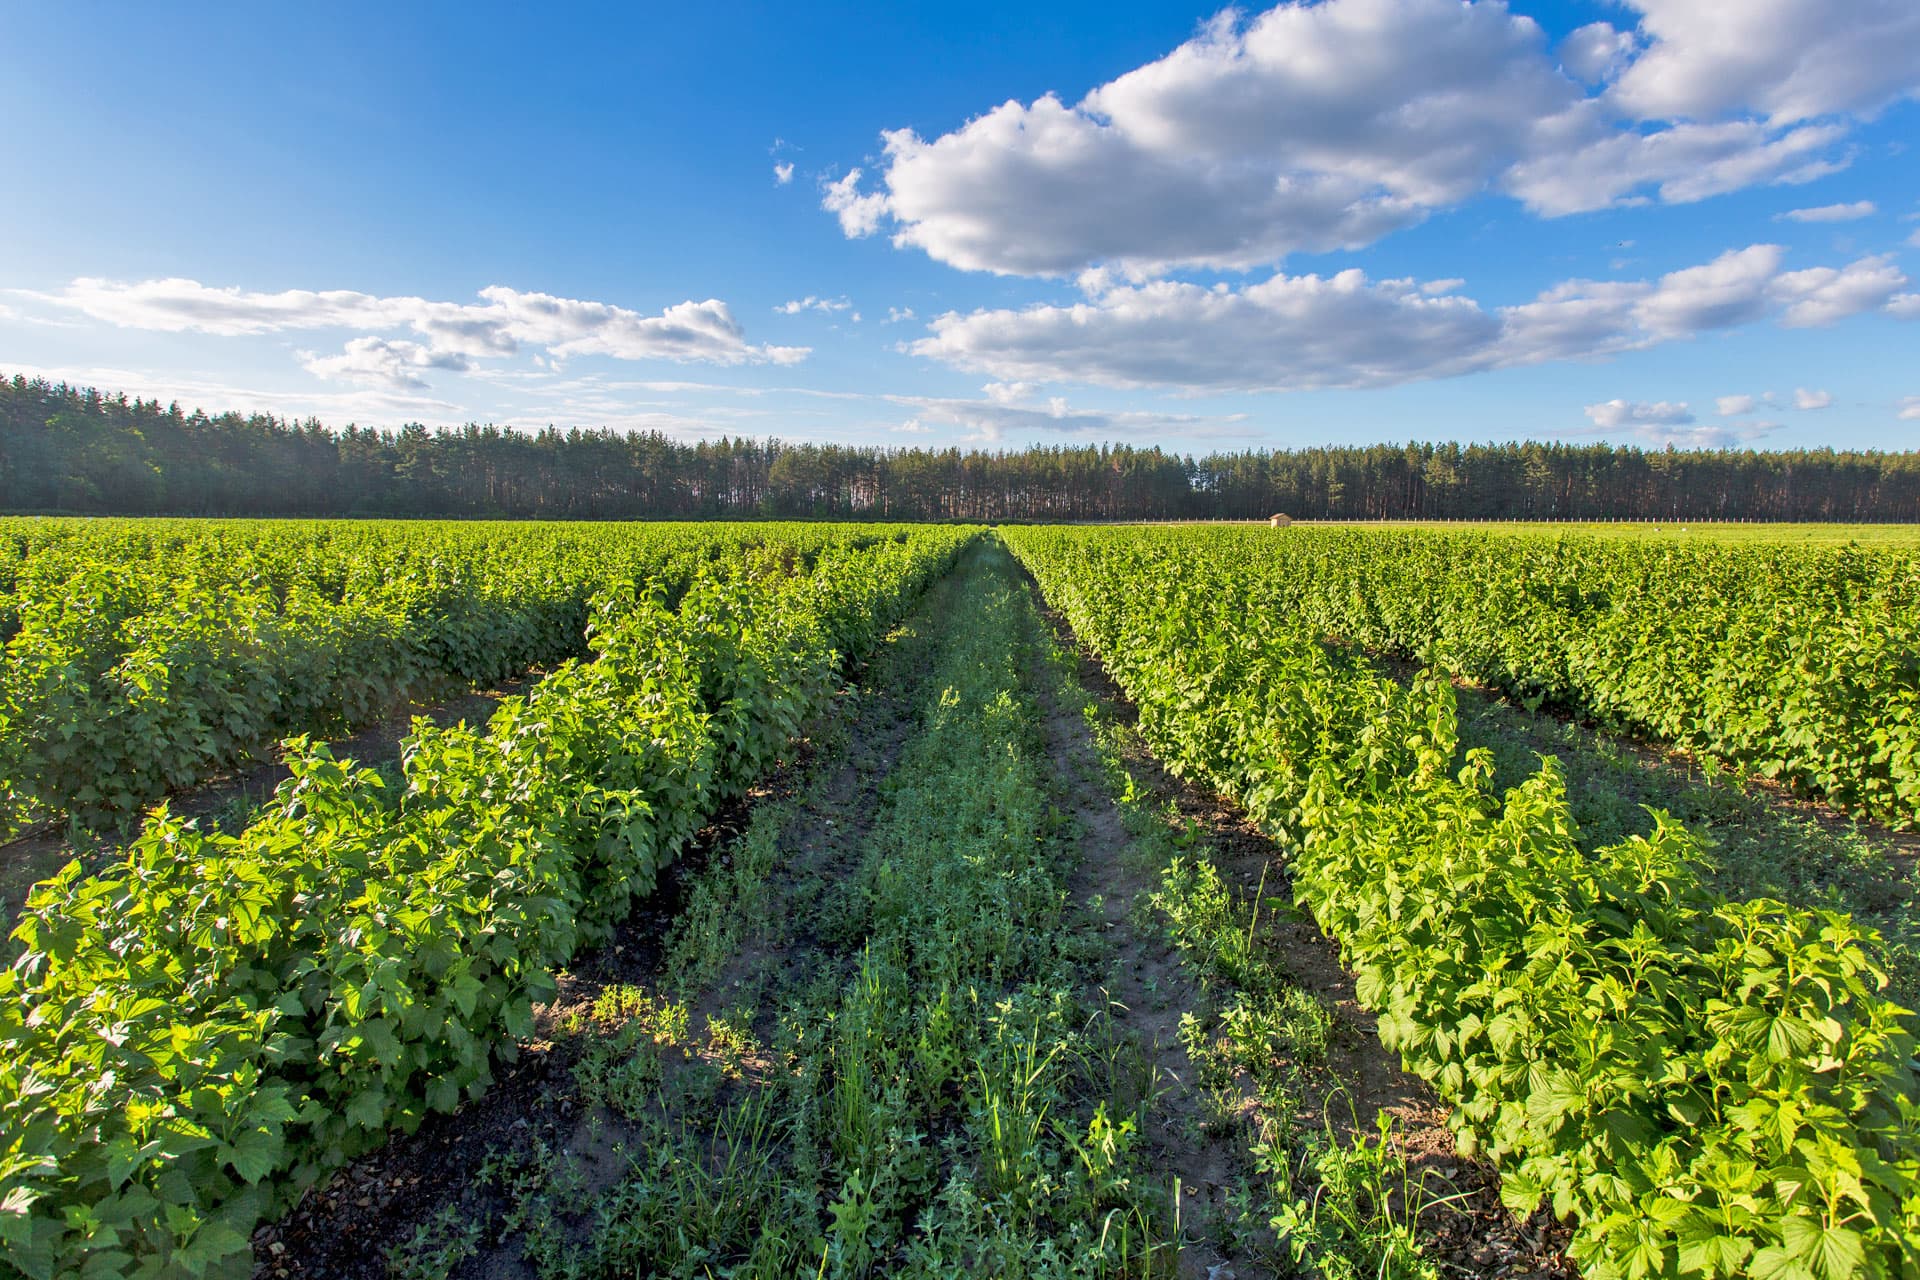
[1770,255,1909,326]
[1605,0,1920,124]
[1559,22,1637,83]
[823,169,889,237]
[299,337,470,391]
[774,162,794,185]
[1585,399,1693,429]
[1630,244,1784,335]
[831,0,1575,275]
[1794,387,1834,409]
[915,271,1501,391]
[907,246,1911,393]
[1504,118,1848,217]
[824,0,1920,278]
[1716,393,1763,416]
[1900,396,1920,421]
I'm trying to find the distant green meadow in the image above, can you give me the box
[1292,520,1920,547]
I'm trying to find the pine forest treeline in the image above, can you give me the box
[6,374,1920,522]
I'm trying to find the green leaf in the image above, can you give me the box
[343,1089,388,1133]
[1749,1244,1818,1280]
[1780,1216,1865,1280]
[1499,1171,1546,1216]
[172,1217,251,1279]
[220,1128,281,1185]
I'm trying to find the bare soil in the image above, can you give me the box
[1033,668,1250,1278]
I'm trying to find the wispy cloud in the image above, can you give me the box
[1777,200,1877,222]
[1576,398,1780,448]
[775,295,853,316]
[882,390,1251,444]
[1,360,466,423]
[18,277,809,389]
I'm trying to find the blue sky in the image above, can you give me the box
[4,0,1917,452]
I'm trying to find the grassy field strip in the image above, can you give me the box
[1298,523,1920,548]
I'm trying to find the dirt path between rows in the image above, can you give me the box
[1017,617,1253,1278]
[1015,571,1576,1279]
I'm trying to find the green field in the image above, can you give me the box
[1295,520,1920,546]
[3,518,1915,1279]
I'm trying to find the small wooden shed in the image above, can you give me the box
[1268,513,1292,528]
